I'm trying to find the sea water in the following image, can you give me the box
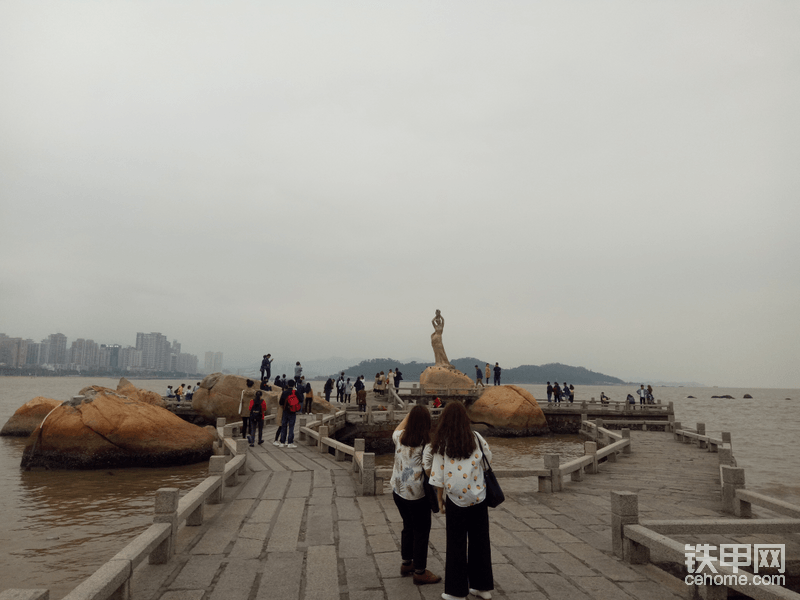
[0,377,797,597]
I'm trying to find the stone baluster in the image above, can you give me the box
[696,423,707,448]
[319,425,329,453]
[584,441,598,474]
[150,488,179,565]
[208,456,226,504]
[298,416,307,443]
[621,429,631,454]
[721,465,747,515]
[611,491,648,563]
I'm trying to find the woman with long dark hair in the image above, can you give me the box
[429,401,494,600]
[390,405,441,586]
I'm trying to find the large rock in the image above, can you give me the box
[193,373,279,422]
[21,389,214,469]
[419,365,475,393]
[1,396,62,436]
[116,377,167,408]
[466,385,549,436]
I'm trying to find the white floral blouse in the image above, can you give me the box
[429,431,492,508]
[390,429,433,500]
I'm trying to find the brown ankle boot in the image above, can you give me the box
[413,569,442,585]
[400,563,414,576]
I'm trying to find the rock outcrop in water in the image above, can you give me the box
[21,388,214,469]
[466,385,549,436]
[115,378,166,407]
[1,396,62,436]
[419,365,475,393]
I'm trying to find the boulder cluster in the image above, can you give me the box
[3,379,215,470]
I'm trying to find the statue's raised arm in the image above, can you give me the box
[430,309,450,366]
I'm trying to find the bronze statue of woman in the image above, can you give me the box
[431,309,450,367]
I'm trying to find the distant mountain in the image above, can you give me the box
[319,357,624,385]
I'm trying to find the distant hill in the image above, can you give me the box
[319,357,625,385]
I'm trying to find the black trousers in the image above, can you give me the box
[444,497,493,597]
[241,416,249,438]
[249,418,263,442]
[392,492,431,570]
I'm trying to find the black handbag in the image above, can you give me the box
[477,434,505,508]
[422,471,440,513]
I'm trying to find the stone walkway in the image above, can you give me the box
[128,429,748,600]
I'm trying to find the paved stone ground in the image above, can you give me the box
[128,429,792,600]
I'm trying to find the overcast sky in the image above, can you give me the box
[1,2,799,388]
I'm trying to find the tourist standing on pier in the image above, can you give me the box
[568,384,575,403]
[553,382,561,403]
[294,361,303,380]
[238,380,256,439]
[336,375,345,402]
[355,375,366,406]
[248,390,266,446]
[475,365,484,387]
[303,380,313,414]
[278,380,299,448]
[175,383,184,402]
[493,363,501,385]
[638,385,647,405]
[343,378,351,403]
[485,364,491,385]
[395,368,403,391]
[647,384,654,404]
[546,382,553,402]
[324,377,334,403]
[387,369,395,391]
[429,401,494,600]
[260,354,273,382]
[390,405,441,586]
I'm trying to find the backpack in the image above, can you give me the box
[286,391,302,413]
[250,401,264,420]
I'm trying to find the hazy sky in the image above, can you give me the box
[2,2,799,388]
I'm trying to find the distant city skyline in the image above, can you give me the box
[0,330,222,374]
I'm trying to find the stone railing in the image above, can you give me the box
[612,490,800,599]
[297,410,379,495]
[610,420,800,599]
[531,419,633,493]
[1,418,248,600]
[542,399,674,413]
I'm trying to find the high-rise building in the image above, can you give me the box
[136,332,170,371]
[204,351,223,373]
[45,333,68,367]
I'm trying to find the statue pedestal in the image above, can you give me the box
[419,365,475,394]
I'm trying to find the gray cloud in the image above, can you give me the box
[1,1,799,387]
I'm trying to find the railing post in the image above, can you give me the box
[718,445,735,467]
[361,452,376,496]
[621,429,631,454]
[150,488,179,564]
[319,425,329,453]
[610,491,648,563]
[208,455,226,503]
[235,439,248,476]
[696,423,707,448]
[721,466,746,514]
[366,404,373,424]
[353,439,365,473]
[545,454,561,492]
[584,442,598,474]
[672,421,682,440]
[298,416,307,442]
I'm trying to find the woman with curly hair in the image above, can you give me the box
[429,401,494,600]
[390,405,441,586]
